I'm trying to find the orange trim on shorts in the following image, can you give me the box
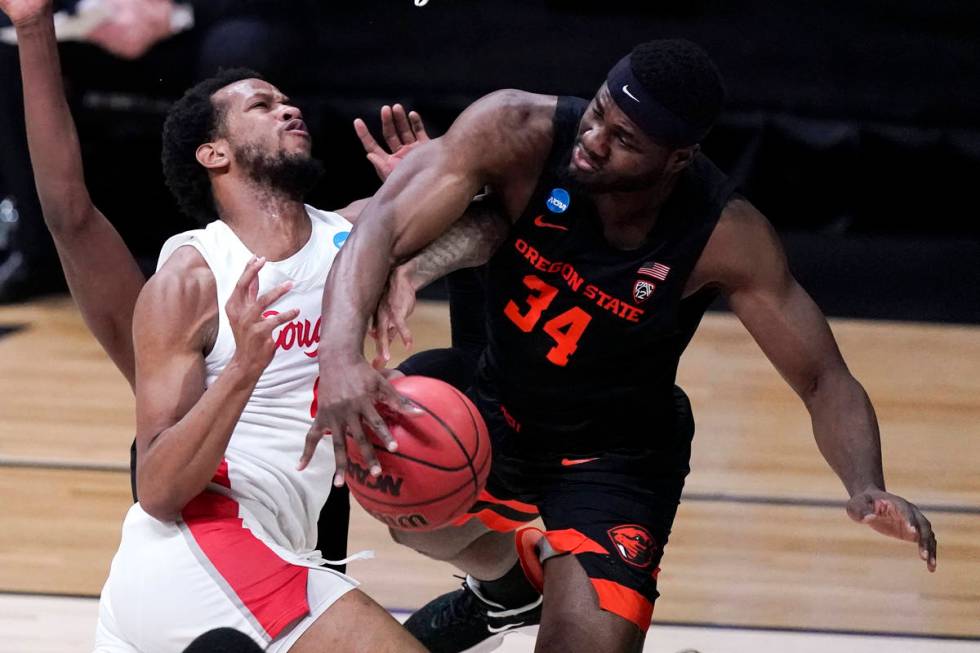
[475,489,539,515]
[451,488,539,532]
[589,578,654,632]
[452,508,531,532]
[542,528,609,557]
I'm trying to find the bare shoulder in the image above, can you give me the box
[469,89,557,133]
[445,90,557,172]
[715,197,780,246]
[135,246,218,348]
[144,246,215,304]
[688,197,789,294]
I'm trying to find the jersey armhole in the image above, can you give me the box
[158,239,224,359]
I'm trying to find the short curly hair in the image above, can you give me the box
[630,39,725,133]
[161,68,262,226]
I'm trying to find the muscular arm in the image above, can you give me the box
[319,90,545,364]
[334,197,369,224]
[698,199,936,569]
[321,142,483,362]
[300,91,549,477]
[368,196,507,362]
[14,10,145,385]
[703,199,884,494]
[397,194,510,291]
[135,252,290,521]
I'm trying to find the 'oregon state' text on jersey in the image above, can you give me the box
[474,96,738,457]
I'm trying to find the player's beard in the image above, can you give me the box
[566,161,663,194]
[234,144,324,201]
[563,147,664,194]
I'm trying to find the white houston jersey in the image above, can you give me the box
[156,205,351,565]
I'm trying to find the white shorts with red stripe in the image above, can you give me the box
[93,502,357,653]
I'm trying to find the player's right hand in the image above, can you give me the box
[299,357,418,486]
[225,256,298,380]
[354,103,430,182]
[0,0,53,26]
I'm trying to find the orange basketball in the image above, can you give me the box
[344,375,491,531]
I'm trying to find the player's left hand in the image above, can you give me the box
[354,103,430,182]
[370,264,416,366]
[846,489,937,572]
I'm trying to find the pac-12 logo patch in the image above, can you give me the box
[333,231,350,248]
[608,524,657,568]
[546,188,570,213]
[632,279,656,304]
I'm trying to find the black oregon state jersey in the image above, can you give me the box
[473,96,738,455]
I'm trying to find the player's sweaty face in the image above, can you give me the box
[569,84,670,192]
[213,79,312,161]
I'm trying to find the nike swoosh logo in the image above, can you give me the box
[561,457,599,467]
[487,621,525,634]
[533,214,569,231]
[622,84,640,103]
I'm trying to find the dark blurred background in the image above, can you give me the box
[2,0,978,321]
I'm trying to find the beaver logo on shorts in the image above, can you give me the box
[608,525,657,568]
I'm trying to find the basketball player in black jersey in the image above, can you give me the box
[307,40,938,652]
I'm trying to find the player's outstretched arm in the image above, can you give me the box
[701,198,936,571]
[342,103,507,363]
[135,254,296,521]
[3,0,145,386]
[371,195,509,364]
[301,91,543,481]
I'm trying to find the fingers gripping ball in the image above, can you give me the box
[345,376,491,531]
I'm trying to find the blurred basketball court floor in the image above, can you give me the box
[1,297,978,652]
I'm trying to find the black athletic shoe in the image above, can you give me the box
[403,576,542,653]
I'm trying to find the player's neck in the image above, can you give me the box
[592,174,679,250]
[215,183,312,261]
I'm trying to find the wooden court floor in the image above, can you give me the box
[0,297,978,648]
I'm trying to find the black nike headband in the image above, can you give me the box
[606,55,709,147]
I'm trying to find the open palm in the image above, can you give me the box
[354,103,430,182]
[846,489,937,572]
[0,0,51,26]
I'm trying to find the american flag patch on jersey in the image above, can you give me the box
[637,262,670,281]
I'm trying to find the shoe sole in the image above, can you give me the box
[461,625,540,653]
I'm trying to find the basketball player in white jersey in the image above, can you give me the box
[1,1,508,650]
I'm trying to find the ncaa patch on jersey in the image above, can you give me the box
[632,279,655,304]
[546,188,570,213]
[333,231,350,248]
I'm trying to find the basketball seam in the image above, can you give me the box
[356,479,480,509]
[410,394,480,493]
[353,386,484,513]
[452,387,484,502]
[366,445,470,472]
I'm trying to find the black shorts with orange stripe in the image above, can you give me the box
[455,385,695,631]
